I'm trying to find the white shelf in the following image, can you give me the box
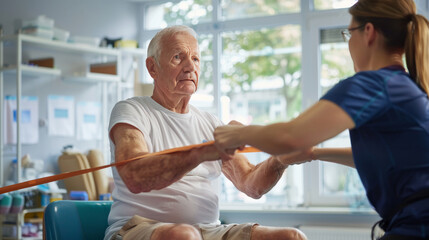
[63,72,120,83]
[1,66,119,83]
[1,34,119,56]
[120,48,146,57]
[1,65,61,77]
[22,208,45,214]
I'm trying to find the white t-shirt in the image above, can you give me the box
[104,96,223,240]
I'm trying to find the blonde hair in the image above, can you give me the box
[350,0,429,95]
[147,25,198,65]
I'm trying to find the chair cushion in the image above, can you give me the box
[44,200,112,240]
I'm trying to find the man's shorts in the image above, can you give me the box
[111,215,258,240]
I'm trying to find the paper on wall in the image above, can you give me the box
[76,101,101,140]
[48,95,75,137]
[4,96,39,144]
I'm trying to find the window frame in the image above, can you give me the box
[303,11,352,207]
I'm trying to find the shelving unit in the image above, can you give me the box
[0,32,122,183]
[0,32,143,239]
[1,208,45,240]
[1,34,119,56]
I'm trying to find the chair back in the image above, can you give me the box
[44,200,112,240]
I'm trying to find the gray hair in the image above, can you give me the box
[147,25,198,65]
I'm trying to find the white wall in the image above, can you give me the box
[0,0,139,181]
[0,0,138,40]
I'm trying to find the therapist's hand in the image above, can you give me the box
[214,120,246,158]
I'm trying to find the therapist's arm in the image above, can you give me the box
[214,100,355,156]
[277,147,355,168]
[313,147,355,168]
[111,123,221,193]
[222,147,353,199]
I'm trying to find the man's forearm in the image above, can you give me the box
[242,156,287,199]
[117,145,220,193]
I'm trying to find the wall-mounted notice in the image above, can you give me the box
[76,101,101,140]
[4,96,39,144]
[48,95,75,137]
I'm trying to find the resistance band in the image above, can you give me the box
[0,141,259,194]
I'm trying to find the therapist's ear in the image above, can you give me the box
[364,22,377,46]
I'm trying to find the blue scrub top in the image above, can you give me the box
[322,65,429,237]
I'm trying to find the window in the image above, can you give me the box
[190,34,215,114]
[145,0,212,30]
[221,0,300,20]
[220,25,303,207]
[221,25,302,124]
[319,28,353,95]
[140,0,369,209]
[313,0,357,10]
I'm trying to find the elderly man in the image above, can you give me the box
[104,25,307,240]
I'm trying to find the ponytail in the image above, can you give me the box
[405,15,429,95]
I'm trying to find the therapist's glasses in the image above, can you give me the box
[341,24,365,42]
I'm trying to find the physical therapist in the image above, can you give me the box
[214,0,429,239]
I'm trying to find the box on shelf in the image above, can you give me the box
[53,27,70,42]
[90,62,117,75]
[69,35,101,47]
[115,40,138,49]
[20,185,66,209]
[21,15,54,29]
[21,27,54,40]
[22,222,41,238]
[21,189,48,209]
[28,57,54,68]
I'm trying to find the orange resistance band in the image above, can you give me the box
[0,141,260,195]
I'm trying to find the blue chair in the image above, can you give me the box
[44,200,113,240]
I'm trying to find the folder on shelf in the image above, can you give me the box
[90,62,117,75]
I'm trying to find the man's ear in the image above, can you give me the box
[146,57,158,79]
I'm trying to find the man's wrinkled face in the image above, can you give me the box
[154,32,200,96]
